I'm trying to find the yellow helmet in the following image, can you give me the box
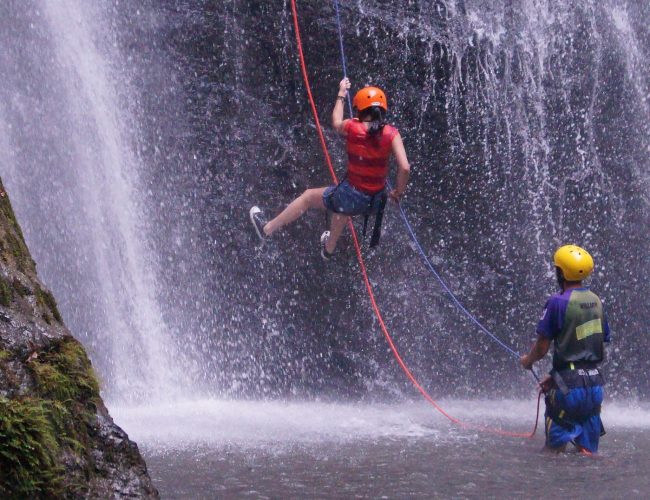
[553,245,594,281]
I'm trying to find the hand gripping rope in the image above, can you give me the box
[290,0,541,438]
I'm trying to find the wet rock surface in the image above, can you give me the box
[0,178,158,498]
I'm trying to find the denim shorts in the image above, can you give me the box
[323,180,385,216]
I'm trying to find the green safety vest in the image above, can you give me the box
[553,289,605,371]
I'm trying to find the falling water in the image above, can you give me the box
[0,0,185,402]
[2,0,649,399]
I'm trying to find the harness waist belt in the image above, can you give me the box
[551,367,605,395]
[554,359,600,371]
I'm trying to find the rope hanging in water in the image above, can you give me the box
[290,0,540,438]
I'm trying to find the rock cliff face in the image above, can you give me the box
[0,177,157,497]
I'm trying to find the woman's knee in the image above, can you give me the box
[303,188,325,209]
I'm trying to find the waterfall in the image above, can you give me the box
[0,0,185,403]
[1,0,648,402]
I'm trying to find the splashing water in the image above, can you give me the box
[1,0,650,495]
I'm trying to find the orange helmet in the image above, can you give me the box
[353,86,388,112]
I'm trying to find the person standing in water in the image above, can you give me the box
[521,245,611,454]
[250,78,410,259]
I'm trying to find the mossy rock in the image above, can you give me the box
[0,186,25,238]
[0,275,12,307]
[0,230,32,275]
[35,286,62,323]
[0,180,34,274]
[0,337,103,497]
[0,398,65,498]
[29,336,100,404]
[0,350,19,394]
[11,278,32,297]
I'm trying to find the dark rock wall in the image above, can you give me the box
[0,179,157,497]
[109,1,649,398]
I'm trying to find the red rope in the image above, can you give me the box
[289,0,539,439]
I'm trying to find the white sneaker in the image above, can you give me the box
[320,231,333,261]
[249,206,268,241]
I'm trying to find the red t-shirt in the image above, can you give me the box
[344,119,398,194]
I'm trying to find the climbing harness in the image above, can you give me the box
[290,0,541,438]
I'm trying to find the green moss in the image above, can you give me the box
[30,337,100,404]
[0,350,10,361]
[0,337,103,497]
[0,398,90,498]
[28,336,101,455]
[0,181,27,247]
[0,179,34,274]
[0,276,12,307]
[2,232,30,273]
[0,398,64,498]
[35,286,62,323]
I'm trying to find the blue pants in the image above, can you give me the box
[545,385,605,453]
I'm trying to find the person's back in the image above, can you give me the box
[344,118,397,195]
[545,288,607,371]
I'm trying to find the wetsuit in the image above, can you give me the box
[537,287,611,453]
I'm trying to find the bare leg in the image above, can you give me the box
[264,187,327,236]
[325,213,349,253]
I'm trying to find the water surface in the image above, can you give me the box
[114,399,650,498]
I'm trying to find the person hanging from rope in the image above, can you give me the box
[520,245,611,454]
[249,78,410,260]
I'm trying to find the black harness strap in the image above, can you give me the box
[551,370,571,396]
[361,190,387,248]
[551,368,605,396]
[369,191,387,248]
[325,178,388,248]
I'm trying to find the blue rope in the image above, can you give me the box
[330,0,540,384]
[395,200,520,359]
[333,0,353,115]
[394,190,542,382]
[394,195,542,382]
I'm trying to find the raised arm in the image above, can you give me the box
[332,77,351,135]
[389,133,411,202]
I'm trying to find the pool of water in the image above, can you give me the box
[112,399,650,498]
